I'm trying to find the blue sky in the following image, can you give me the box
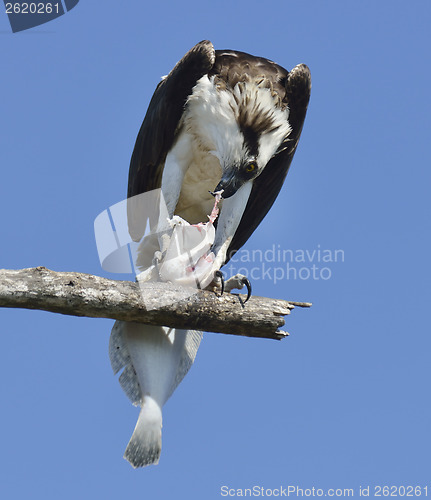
[1,1,431,498]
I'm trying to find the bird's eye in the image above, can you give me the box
[245,162,256,173]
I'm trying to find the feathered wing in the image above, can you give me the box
[127,40,216,242]
[109,321,202,467]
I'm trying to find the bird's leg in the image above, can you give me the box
[223,274,252,303]
[207,183,254,302]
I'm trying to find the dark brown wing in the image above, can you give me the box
[225,63,311,262]
[127,40,215,240]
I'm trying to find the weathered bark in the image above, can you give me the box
[0,267,311,340]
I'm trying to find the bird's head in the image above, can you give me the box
[208,81,292,199]
[213,156,262,199]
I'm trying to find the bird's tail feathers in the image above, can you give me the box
[124,395,162,468]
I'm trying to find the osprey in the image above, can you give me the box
[109,40,311,467]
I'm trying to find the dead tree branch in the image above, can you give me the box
[0,267,311,340]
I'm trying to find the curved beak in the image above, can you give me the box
[213,168,241,199]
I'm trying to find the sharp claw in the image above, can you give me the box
[242,277,252,303]
[214,270,224,296]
